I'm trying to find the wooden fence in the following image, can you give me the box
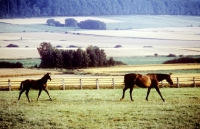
[0,76,200,91]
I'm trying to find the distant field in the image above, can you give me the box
[0,15,200,59]
[0,88,199,128]
[2,56,200,68]
[79,64,200,76]
[0,32,200,59]
[1,64,199,78]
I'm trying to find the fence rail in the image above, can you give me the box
[0,76,200,91]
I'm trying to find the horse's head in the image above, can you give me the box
[45,72,51,81]
[166,73,173,85]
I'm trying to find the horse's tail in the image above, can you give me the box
[19,81,23,90]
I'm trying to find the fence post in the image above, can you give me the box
[193,77,196,88]
[177,77,180,88]
[80,79,82,89]
[8,79,11,91]
[96,79,99,90]
[62,79,65,90]
[112,78,115,89]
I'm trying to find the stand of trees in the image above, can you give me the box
[163,57,200,64]
[37,42,124,68]
[1,0,200,18]
[78,20,106,30]
[48,18,106,30]
[0,61,23,68]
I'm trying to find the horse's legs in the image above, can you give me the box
[43,89,52,101]
[146,88,151,101]
[18,89,26,101]
[120,87,128,101]
[37,89,42,101]
[155,86,165,102]
[25,89,31,102]
[129,87,134,101]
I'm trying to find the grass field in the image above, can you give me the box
[0,88,199,128]
[0,15,200,129]
[2,56,200,68]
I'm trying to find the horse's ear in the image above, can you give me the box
[169,73,173,75]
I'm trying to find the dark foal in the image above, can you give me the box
[18,73,52,102]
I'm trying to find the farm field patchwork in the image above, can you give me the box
[0,64,200,77]
[0,15,200,59]
[0,88,199,128]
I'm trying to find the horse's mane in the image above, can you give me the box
[40,73,50,84]
[147,73,169,82]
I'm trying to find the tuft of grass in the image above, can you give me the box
[0,88,200,128]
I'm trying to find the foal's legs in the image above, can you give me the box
[37,89,42,101]
[43,88,52,101]
[37,88,52,101]
[155,86,165,102]
[146,88,151,101]
[120,87,128,101]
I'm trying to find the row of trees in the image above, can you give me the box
[37,42,124,68]
[47,18,106,30]
[0,61,23,68]
[1,0,200,18]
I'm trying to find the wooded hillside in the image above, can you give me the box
[1,0,200,18]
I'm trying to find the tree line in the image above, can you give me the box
[47,18,106,30]
[1,0,200,18]
[37,42,124,68]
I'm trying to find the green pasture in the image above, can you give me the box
[1,15,199,33]
[0,88,199,128]
[104,15,200,30]
[113,56,178,65]
[0,56,184,67]
[1,56,174,67]
[0,58,41,68]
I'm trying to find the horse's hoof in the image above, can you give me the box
[120,98,123,101]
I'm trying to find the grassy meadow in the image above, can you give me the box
[0,88,200,128]
[0,15,200,129]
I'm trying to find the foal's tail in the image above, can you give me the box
[19,81,23,90]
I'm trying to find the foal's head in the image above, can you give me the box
[43,72,51,81]
[166,73,173,85]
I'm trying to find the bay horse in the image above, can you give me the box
[120,73,173,102]
[18,73,52,102]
